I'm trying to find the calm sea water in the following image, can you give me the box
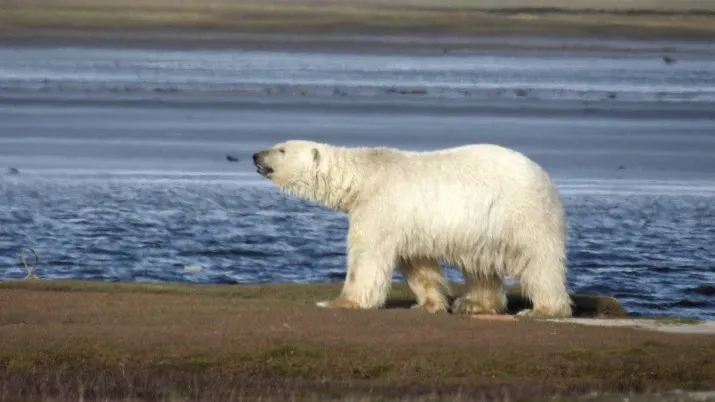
[0,43,714,319]
[1,45,715,103]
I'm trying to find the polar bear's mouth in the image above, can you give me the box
[252,150,274,177]
[255,163,274,177]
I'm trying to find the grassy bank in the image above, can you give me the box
[2,0,715,44]
[0,279,714,401]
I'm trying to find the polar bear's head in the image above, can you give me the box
[252,140,324,180]
[252,139,330,198]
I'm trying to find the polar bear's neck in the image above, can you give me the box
[306,146,388,215]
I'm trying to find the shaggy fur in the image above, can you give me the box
[252,140,573,317]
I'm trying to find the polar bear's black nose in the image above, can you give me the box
[253,150,269,166]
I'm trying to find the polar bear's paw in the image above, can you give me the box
[316,297,362,310]
[515,309,537,317]
[516,307,572,318]
[410,299,449,314]
[452,296,504,316]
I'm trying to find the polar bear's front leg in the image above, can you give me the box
[317,225,397,310]
[315,297,361,309]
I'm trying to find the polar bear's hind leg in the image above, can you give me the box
[399,257,450,313]
[451,271,508,315]
[516,250,573,318]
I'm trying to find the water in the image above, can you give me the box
[2,45,715,103]
[0,42,714,319]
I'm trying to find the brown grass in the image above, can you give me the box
[0,280,713,401]
[1,0,715,41]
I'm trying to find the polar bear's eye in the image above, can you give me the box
[279,148,285,154]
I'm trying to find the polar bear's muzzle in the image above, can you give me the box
[252,150,274,177]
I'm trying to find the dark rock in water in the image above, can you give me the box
[7,167,20,175]
[692,285,715,296]
[662,55,676,65]
[215,275,241,285]
[326,271,347,282]
[226,154,239,163]
[670,299,709,308]
[514,88,528,97]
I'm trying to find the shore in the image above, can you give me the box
[2,0,715,52]
[0,280,713,401]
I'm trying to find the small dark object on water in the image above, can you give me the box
[385,87,427,95]
[399,89,427,95]
[7,167,20,175]
[607,92,617,99]
[662,55,676,65]
[617,165,625,170]
[692,284,715,296]
[670,299,708,308]
[226,154,239,163]
[326,271,347,281]
[515,89,528,97]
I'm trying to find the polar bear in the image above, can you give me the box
[252,140,572,317]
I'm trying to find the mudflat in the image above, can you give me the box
[0,280,713,401]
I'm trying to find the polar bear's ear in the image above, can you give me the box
[311,148,320,164]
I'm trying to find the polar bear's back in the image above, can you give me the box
[367,143,565,249]
[394,143,557,199]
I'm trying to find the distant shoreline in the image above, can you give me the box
[3,28,714,56]
[2,0,715,53]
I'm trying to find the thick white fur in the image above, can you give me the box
[254,140,573,317]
